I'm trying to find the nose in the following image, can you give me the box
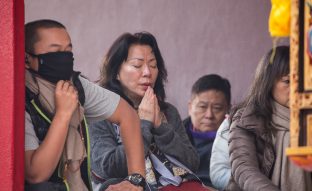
[142,64,151,77]
[204,107,214,119]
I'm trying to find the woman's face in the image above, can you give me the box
[272,75,290,107]
[118,44,158,102]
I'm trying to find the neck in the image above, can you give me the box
[125,93,142,109]
[188,124,217,140]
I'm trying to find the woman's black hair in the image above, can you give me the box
[99,32,168,109]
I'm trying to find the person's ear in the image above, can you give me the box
[25,53,30,68]
[188,100,192,116]
[117,74,120,80]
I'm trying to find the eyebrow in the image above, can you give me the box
[197,101,209,105]
[197,101,224,106]
[127,57,144,61]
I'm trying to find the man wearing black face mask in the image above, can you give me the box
[27,51,74,84]
[24,19,146,191]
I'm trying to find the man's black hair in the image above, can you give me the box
[191,74,231,106]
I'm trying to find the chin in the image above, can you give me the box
[198,126,216,132]
[133,90,145,97]
[138,92,146,97]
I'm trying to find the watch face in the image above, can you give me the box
[131,174,142,184]
[126,173,145,187]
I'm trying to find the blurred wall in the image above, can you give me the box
[25,0,272,118]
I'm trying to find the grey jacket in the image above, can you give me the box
[89,102,199,180]
[226,106,278,191]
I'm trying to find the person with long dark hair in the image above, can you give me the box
[89,32,212,191]
[226,46,312,191]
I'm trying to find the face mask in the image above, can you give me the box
[29,51,74,84]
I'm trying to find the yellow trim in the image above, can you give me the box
[31,99,71,189]
[84,116,93,190]
[64,179,70,191]
[30,99,52,123]
[286,147,312,156]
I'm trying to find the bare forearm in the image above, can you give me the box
[120,110,145,176]
[109,98,146,177]
[25,112,71,183]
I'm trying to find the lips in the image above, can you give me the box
[140,83,151,90]
[141,82,151,86]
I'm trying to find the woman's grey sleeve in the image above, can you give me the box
[90,120,128,179]
[152,103,199,172]
[90,119,154,179]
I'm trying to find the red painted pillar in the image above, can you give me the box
[0,0,24,190]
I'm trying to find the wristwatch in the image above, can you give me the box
[124,173,146,188]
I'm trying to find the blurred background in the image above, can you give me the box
[25,0,272,118]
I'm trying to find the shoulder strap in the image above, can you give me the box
[25,87,51,141]
[72,71,85,106]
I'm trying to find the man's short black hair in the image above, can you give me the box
[191,74,231,106]
[25,19,66,53]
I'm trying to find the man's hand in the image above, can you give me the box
[55,80,78,116]
[106,181,143,191]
